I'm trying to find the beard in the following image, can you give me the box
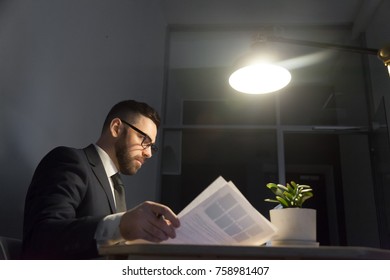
[115,131,143,175]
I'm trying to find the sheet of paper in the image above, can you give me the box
[178,176,227,217]
[162,176,277,246]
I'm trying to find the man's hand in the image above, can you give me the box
[119,201,180,242]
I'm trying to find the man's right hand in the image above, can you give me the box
[119,201,180,242]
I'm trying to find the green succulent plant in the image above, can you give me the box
[264,181,313,208]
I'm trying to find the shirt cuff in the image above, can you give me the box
[95,212,125,246]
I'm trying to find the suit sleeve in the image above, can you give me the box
[22,146,106,259]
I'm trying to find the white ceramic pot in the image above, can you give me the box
[269,208,318,246]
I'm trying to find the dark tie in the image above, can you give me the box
[111,173,127,212]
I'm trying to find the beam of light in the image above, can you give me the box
[279,50,335,70]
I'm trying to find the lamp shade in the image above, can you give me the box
[229,42,291,94]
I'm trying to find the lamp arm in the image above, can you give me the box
[267,36,379,56]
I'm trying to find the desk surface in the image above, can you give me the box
[99,243,390,260]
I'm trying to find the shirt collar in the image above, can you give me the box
[94,144,118,178]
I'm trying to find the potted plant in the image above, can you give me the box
[264,181,318,246]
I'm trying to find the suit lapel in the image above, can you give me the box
[83,144,116,213]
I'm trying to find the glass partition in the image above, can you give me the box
[160,27,378,247]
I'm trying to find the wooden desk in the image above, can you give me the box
[98,243,390,260]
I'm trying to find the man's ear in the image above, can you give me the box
[110,118,122,138]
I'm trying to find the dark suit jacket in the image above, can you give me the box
[22,144,117,259]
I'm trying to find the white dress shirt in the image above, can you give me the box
[94,145,126,245]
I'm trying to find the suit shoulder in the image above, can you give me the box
[49,145,78,153]
[44,146,80,158]
[38,146,90,166]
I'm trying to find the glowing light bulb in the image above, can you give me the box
[229,63,291,94]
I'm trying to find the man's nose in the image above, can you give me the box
[142,146,152,158]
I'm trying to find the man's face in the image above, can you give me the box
[115,116,157,175]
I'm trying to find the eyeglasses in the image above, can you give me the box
[120,119,158,154]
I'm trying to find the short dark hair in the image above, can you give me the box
[102,100,160,132]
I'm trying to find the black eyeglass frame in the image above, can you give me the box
[120,119,158,153]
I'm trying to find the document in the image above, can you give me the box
[162,176,277,246]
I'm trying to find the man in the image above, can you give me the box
[22,100,180,259]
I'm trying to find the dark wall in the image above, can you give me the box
[0,0,167,239]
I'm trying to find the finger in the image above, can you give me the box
[142,231,167,243]
[144,220,171,241]
[147,214,177,239]
[147,202,180,228]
